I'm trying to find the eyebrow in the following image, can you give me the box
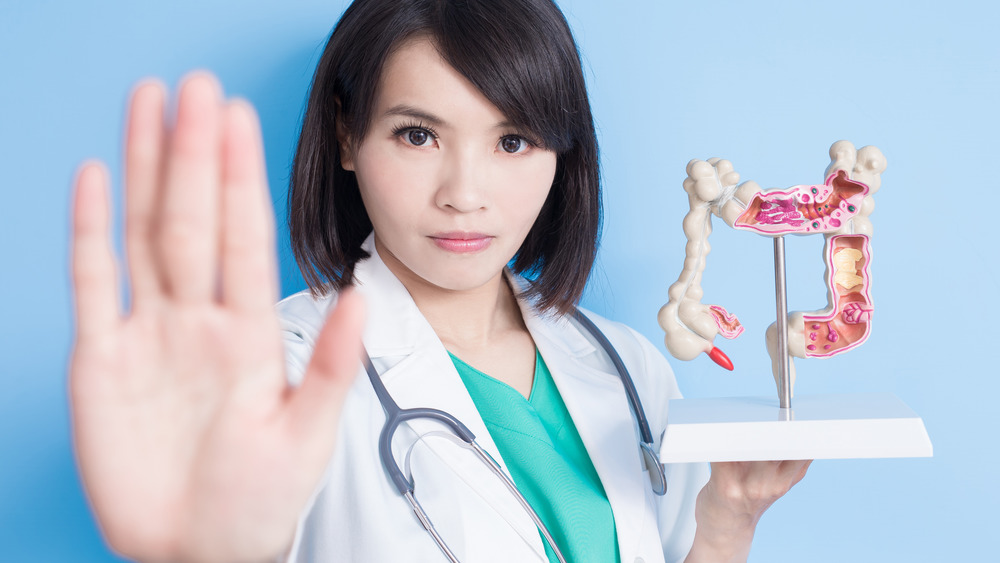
[383,104,514,130]
[384,104,446,127]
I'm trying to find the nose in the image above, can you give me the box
[434,144,489,213]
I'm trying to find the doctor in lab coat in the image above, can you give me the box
[68,1,812,562]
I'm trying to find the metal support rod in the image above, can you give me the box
[773,236,792,410]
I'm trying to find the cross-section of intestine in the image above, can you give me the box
[734,170,869,235]
[658,141,885,398]
[804,235,873,357]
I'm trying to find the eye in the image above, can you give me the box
[499,135,529,154]
[404,128,433,147]
[392,122,439,148]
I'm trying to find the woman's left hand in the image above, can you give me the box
[685,460,812,563]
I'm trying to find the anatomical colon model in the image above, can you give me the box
[658,141,886,397]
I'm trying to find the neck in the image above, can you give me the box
[375,240,525,351]
[415,276,523,351]
[374,237,538,397]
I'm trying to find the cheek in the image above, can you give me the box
[506,157,557,217]
[354,150,427,229]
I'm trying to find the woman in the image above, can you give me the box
[69,0,810,561]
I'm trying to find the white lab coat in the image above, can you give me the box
[278,237,709,563]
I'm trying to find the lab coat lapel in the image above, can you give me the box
[523,303,650,560]
[353,243,545,557]
[352,237,488,448]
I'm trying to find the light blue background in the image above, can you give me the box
[1,1,996,561]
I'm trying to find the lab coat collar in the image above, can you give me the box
[353,235,426,358]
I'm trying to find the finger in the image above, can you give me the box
[288,289,366,439]
[124,80,167,308]
[156,72,224,303]
[72,162,121,342]
[220,99,278,312]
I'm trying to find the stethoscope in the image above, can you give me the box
[362,308,668,563]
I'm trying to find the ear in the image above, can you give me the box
[335,98,355,171]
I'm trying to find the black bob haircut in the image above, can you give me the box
[289,0,601,314]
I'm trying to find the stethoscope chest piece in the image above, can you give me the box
[641,442,668,496]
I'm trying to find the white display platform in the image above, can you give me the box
[659,393,933,463]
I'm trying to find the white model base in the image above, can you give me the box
[659,393,933,463]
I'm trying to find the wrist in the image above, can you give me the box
[684,482,761,563]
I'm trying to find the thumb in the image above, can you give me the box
[288,288,366,439]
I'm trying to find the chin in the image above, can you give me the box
[414,262,506,293]
[426,272,497,292]
[381,241,513,294]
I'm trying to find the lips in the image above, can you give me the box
[429,232,493,253]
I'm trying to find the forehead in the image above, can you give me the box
[373,37,508,127]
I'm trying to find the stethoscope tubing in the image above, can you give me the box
[362,353,567,562]
[365,354,478,496]
[571,310,668,496]
[570,309,656,445]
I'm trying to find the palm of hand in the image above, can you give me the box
[70,74,363,563]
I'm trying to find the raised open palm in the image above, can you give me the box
[70,73,364,563]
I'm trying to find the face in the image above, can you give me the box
[340,37,557,297]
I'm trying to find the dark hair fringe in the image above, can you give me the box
[289,0,601,315]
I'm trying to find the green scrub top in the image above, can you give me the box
[450,350,620,563]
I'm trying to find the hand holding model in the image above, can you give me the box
[687,460,812,562]
[69,73,365,563]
